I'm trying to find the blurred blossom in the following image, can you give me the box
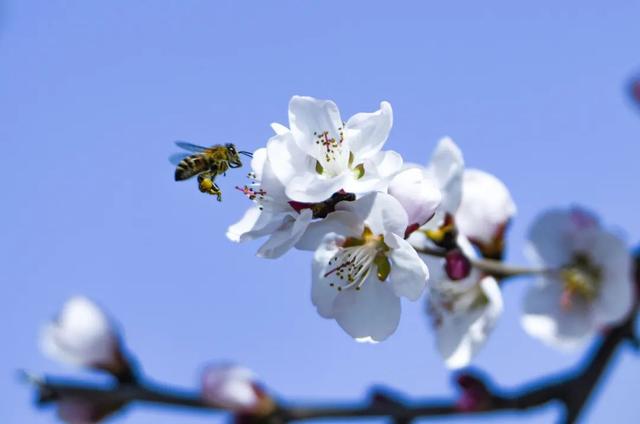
[40,297,130,378]
[388,167,442,236]
[522,208,634,350]
[267,96,402,203]
[227,146,313,259]
[455,169,516,259]
[423,237,503,368]
[57,398,125,424]
[299,192,429,342]
[201,365,272,414]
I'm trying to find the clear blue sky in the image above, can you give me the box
[2,1,639,423]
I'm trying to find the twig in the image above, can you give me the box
[414,246,547,278]
[26,309,637,424]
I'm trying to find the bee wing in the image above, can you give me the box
[175,141,209,152]
[169,153,190,165]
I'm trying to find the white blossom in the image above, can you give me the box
[40,297,123,373]
[522,208,634,350]
[267,96,402,203]
[423,237,503,368]
[227,143,313,259]
[298,192,429,342]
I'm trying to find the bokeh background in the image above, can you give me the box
[1,1,639,423]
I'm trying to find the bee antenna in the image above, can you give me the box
[239,151,253,158]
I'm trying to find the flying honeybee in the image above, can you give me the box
[170,141,253,201]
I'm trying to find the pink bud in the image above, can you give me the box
[455,374,491,412]
[201,365,270,414]
[445,249,472,280]
[388,168,441,232]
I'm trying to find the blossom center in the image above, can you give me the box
[559,252,602,308]
[324,227,391,292]
[312,129,365,179]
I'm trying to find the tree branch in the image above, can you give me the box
[414,246,548,279]
[26,309,637,424]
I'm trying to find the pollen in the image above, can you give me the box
[323,227,391,293]
[559,252,602,309]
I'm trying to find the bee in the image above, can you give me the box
[170,141,253,201]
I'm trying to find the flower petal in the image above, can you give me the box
[425,137,464,214]
[288,96,348,170]
[337,192,408,237]
[526,210,574,268]
[345,101,393,159]
[434,277,503,368]
[256,209,313,258]
[285,172,350,203]
[587,230,634,325]
[387,234,429,301]
[521,277,594,350]
[296,210,363,251]
[332,273,401,342]
[311,235,342,317]
[456,169,516,244]
[389,168,441,228]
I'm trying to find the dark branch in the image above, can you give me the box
[25,308,637,424]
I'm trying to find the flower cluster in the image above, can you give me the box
[228,96,636,367]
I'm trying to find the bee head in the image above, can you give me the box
[226,143,243,168]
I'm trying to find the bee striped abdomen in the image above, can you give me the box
[175,155,211,181]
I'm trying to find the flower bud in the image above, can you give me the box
[445,249,472,281]
[57,398,125,424]
[201,365,273,414]
[388,168,441,236]
[456,169,516,259]
[40,297,132,380]
[455,373,492,412]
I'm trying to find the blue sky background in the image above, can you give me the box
[1,1,639,423]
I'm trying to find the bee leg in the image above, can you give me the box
[198,174,223,201]
[197,174,213,193]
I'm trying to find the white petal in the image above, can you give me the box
[285,173,349,203]
[256,209,313,259]
[249,148,267,181]
[526,210,574,268]
[345,101,393,159]
[337,192,408,237]
[227,207,284,243]
[332,273,401,342]
[288,96,348,170]
[201,365,259,411]
[434,277,503,368]
[40,297,118,368]
[521,277,594,350]
[456,169,516,244]
[266,131,311,187]
[296,210,363,251]
[366,150,404,179]
[388,168,442,227]
[425,137,464,214]
[587,231,634,325]
[387,234,429,301]
[270,122,289,135]
[311,236,342,317]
